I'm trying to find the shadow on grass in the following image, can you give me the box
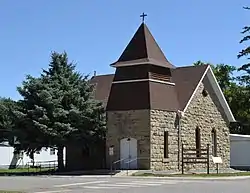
[0,169,117,176]
[0,170,55,176]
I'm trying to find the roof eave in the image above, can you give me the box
[110,58,175,68]
[182,65,210,113]
[206,66,236,122]
[182,65,235,123]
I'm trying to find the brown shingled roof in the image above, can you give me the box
[90,65,208,111]
[90,23,209,111]
[149,81,179,111]
[90,74,114,107]
[171,65,209,110]
[110,23,175,69]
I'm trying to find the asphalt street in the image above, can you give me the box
[0,176,249,193]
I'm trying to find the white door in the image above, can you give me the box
[120,138,137,169]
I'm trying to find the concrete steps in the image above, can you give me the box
[113,170,138,176]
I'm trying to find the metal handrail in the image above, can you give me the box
[125,157,149,164]
[110,158,129,175]
[125,158,137,164]
[111,157,150,176]
[125,157,150,176]
[113,158,127,165]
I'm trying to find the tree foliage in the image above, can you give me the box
[238,7,250,74]
[193,61,236,92]
[235,6,250,133]
[14,52,106,170]
[0,98,19,143]
[193,61,250,134]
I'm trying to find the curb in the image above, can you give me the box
[40,175,112,178]
[36,175,250,180]
[126,175,250,180]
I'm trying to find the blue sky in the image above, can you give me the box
[0,1,249,100]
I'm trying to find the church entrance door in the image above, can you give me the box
[120,137,137,169]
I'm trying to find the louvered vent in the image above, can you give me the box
[150,72,171,82]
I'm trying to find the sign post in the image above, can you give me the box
[109,146,114,176]
[212,156,223,174]
[109,146,114,156]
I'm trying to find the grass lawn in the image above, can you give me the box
[133,172,250,177]
[0,167,53,173]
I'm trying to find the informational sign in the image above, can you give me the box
[212,156,223,164]
[212,156,223,174]
[109,147,114,156]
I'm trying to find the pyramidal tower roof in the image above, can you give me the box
[111,23,175,68]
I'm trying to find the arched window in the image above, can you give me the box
[164,131,169,158]
[211,129,217,156]
[195,127,201,157]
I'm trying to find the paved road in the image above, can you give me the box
[0,176,249,193]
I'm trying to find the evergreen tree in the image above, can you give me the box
[237,6,250,133]
[15,52,106,170]
[238,7,250,74]
[0,97,18,143]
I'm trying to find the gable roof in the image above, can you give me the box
[179,65,235,123]
[90,64,235,123]
[91,21,235,123]
[90,74,114,107]
[171,64,209,110]
[205,66,235,122]
[110,23,175,68]
[90,65,207,111]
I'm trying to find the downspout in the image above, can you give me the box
[177,110,184,171]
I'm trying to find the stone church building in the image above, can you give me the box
[89,22,235,171]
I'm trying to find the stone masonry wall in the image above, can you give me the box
[181,81,230,171]
[106,82,230,171]
[149,81,230,171]
[106,110,151,169]
[150,110,178,171]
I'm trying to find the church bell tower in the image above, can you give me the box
[106,16,177,170]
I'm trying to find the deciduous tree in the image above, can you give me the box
[193,61,236,92]
[192,61,250,133]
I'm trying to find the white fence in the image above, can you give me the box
[0,142,66,169]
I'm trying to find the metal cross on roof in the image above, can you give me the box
[140,12,147,23]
